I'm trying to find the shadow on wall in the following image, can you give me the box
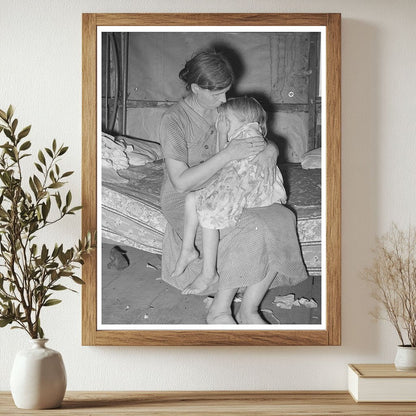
[341,19,381,356]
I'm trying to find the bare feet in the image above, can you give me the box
[206,311,236,324]
[236,310,269,324]
[181,272,219,295]
[171,248,199,278]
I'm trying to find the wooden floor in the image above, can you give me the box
[1,391,416,415]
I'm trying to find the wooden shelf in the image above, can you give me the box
[1,391,416,415]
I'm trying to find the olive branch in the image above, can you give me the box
[0,105,95,339]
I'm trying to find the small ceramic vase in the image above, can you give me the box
[394,345,416,371]
[10,338,67,409]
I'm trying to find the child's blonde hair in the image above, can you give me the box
[220,97,267,135]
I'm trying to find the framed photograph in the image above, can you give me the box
[82,13,341,346]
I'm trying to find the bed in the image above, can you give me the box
[101,134,322,277]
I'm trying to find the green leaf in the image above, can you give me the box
[0,109,7,121]
[6,105,14,122]
[61,171,74,178]
[49,170,56,182]
[45,148,53,158]
[4,128,12,140]
[19,153,30,161]
[38,150,46,165]
[43,299,62,307]
[58,250,67,264]
[29,177,38,197]
[69,206,82,214]
[71,276,85,285]
[52,139,57,152]
[65,191,72,207]
[34,162,43,173]
[48,182,64,189]
[58,146,68,156]
[19,140,31,151]
[50,285,68,291]
[41,244,48,262]
[41,202,50,220]
[38,325,44,339]
[11,119,18,133]
[52,244,60,258]
[17,125,31,140]
[0,317,13,327]
[55,192,62,208]
[33,175,43,192]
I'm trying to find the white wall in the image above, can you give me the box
[1,0,415,391]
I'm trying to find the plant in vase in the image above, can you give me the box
[0,106,95,409]
[362,223,416,370]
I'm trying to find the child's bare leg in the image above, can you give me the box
[171,192,199,278]
[236,271,276,324]
[206,287,238,324]
[182,227,219,295]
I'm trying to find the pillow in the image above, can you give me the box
[301,147,321,169]
[117,135,162,166]
[102,133,129,170]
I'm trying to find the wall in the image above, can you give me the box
[115,31,318,161]
[1,0,415,391]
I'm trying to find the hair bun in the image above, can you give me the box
[179,66,189,83]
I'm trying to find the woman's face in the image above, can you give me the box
[193,85,230,110]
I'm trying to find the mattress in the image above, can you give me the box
[101,161,322,275]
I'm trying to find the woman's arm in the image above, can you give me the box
[253,139,279,183]
[165,151,230,193]
[166,135,266,194]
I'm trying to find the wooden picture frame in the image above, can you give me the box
[82,13,341,346]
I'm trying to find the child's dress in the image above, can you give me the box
[195,122,287,229]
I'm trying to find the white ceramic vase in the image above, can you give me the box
[10,338,67,409]
[394,345,416,371]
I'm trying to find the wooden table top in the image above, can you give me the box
[1,391,416,415]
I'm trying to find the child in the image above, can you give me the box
[172,97,287,299]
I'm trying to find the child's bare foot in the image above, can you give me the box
[181,272,219,295]
[171,248,199,278]
[236,310,268,324]
[206,311,236,324]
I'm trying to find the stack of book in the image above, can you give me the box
[348,364,416,402]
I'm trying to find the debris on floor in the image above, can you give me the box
[146,262,161,271]
[273,294,318,310]
[294,298,318,308]
[107,246,130,270]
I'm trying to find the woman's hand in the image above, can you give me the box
[216,110,229,139]
[223,132,265,161]
[252,141,279,184]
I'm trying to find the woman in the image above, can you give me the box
[159,50,308,324]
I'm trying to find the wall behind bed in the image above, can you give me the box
[1,0,416,391]
[106,31,317,161]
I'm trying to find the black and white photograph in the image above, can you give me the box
[97,26,326,330]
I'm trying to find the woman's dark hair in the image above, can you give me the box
[179,50,234,91]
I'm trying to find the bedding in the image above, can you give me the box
[301,147,321,169]
[101,158,322,276]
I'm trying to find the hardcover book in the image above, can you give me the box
[348,364,416,402]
